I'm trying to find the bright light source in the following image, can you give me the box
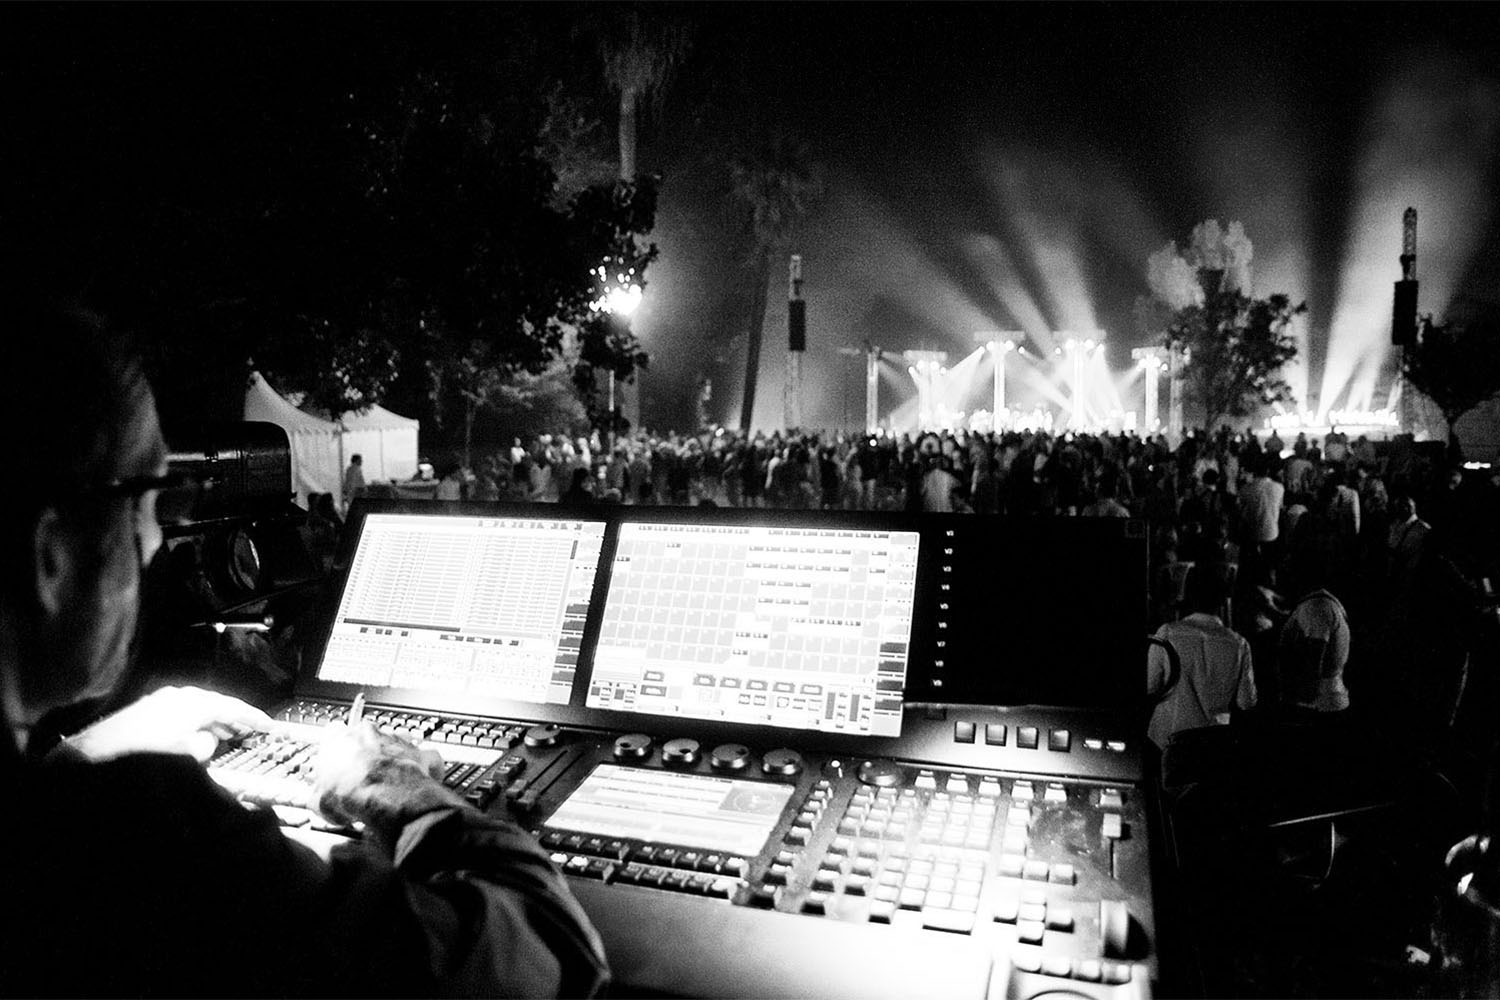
[600,284,643,317]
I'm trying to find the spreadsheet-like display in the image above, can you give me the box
[588,523,919,736]
[317,513,605,704]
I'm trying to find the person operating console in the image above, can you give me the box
[0,299,609,997]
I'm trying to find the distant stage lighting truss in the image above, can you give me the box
[903,350,949,432]
[975,332,1023,430]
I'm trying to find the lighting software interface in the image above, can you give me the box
[317,513,605,704]
[588,523,920,736]
[549,764,795,856]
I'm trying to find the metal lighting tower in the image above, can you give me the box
[975,332,1022,430]
[1393,207,1419,433]
[903,350,948,431]
[1131,346,1168,433]
[784,255,806,430]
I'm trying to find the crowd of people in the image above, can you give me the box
[372,422,1499,762]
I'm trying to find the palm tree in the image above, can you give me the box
[731,134,823,432]
[595,6,691,181]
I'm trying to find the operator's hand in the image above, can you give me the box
[67,685,272,763]
[312,721,460,841]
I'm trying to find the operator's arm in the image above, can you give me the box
[306,722,610,997]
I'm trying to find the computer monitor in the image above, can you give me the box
[316,512,606,705]
[586,522,920,737]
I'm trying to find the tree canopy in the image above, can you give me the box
[1404,303,1500,453]
[1143,221,1303,431]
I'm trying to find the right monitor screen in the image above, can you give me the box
[588,523,920,737]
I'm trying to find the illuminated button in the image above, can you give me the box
[914,771,938,791]
[1083,738,1104,751]
[874,885,900,903]
[1042,956,1073,979]
[952,892,980,913]
[765,864,792,886]
[564,855,589,874]
[812,872,838,892]
[1102,814,1124,840]
[582,836,606,855]
[852,858,876,878]
[1012,950,1042,974]
[634,845,660,864]
[954,721,976,743]
[978,779,1002,797]
[795,811,819,829]
[844,875,871,896]
[677,851,703,870]
[984,724,1007,746]
[1018,902,1047,924]
[922,908,974,934]
[899,888,926,910]
[723,856,748,876]
[1075,960,1103,982]
[819,854,845,873]
[1104,963,1133,985]
[1100,788,1124,810]
[906,873,931,891]
[1016,727,1039,750]
[1017,920,1045,944]
[786,827,811,846]
[708,877,737,899]
[1106,740,1127,753]
[858,840,882,858]
[993,896,1020,923]
[1044,784,1068,803]
[1049,863,1076,886]
[655,848,681,866]
[1047,907,1074,932]
[775,850,799,867]
[831,836,854,854]
[661,870,693,892]
[697,853,725,873]
[1023,860,1050,881]
[945,775,968,794]
[1011,781,1035,801]
[997,855,1025,878]
[1047,729,1071,752]
[869,901,896,923]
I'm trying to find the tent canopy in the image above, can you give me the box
[243,371,419,507]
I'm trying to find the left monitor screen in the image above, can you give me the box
[316,513,606,705]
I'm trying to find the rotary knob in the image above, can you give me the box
[710,743,751,771]
[613,733,653,761]
[523,723,562,749]
[761,748,804,777]
[661,738,701,767]
[857,759,903,787]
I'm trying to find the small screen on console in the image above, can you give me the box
[547,764,794,856]
[588,522,919,736]
[317,513,605,704]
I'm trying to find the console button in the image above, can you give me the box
[954,721,976,744]
[613,733,652,760]
[984,724,1007,746]
[710,743,751,771]
[922,908,974,934]
[1047,728,1072,752]
[1016,726,1039,750]
[857,760,903,787]
[523,723,561,749]
[762,748,804,777]
[661,738,700,766]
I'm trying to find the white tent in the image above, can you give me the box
[243,371,420,508]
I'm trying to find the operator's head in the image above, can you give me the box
[1,301,167,735]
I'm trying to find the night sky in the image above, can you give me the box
[6,3,1499,432]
